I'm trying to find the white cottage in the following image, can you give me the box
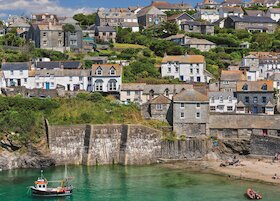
[2,62,30,87]
[161,54,213,83]
[91,64,122,93]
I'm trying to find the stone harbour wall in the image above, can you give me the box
[48,124,163,165]
[251,134,280,156]
[47,124,210,166]
[161,138,210,160]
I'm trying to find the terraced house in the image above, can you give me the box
[96,9,139,31]
[224,15,278,33]
[91,64,122,95]
[161,54,213,83]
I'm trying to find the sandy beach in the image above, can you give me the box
[162,157,280,185]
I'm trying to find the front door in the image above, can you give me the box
[17,79,21,86]
[45,82,50,90]
[252,106,258,114]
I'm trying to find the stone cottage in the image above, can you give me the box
[173,89,209,137]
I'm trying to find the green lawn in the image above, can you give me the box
[113,43,146,49]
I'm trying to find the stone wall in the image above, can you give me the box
[251,134,280,156]
[161,138,210,160]
[47,124,210,165]
[48,124,162,165]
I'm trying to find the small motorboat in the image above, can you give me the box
[30,168,73,197]
[246,188,262,200]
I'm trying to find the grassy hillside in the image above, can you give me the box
[0,94,168,148]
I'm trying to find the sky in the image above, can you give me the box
[0,0,201,18]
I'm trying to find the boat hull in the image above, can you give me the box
[31,187,72,197]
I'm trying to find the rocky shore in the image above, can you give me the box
[0,151,55,171]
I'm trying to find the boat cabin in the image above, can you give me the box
[35,178,48,191]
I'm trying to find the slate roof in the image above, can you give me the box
[236,101,245,107]
[36,61,82,70]
[161,55,205,64]
[173,89,209,102]
[30,69,90,77]
[150,94,172,104]
[95,26,116,32]
[208,92,236,100]
[92,64,122,76]
[209,113,280,130]
[186,38,215,45]
[143,84,193,94]
[59,17,78,25]
[2,62,30,71]
[220,70,246,81]
[245,10,265,17]
[220,6,244,13]
[269,73,280,81]
[221,0,244,4]
[120,22,139,28]
[267,8,280,14]
[228,15,277,23]
[167,13,194,21]
[121,83,146,91]
[137,6,166,17]
[164,34,190,40]
[236,80,274,92]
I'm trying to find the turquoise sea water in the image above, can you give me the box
[0,165,279,201]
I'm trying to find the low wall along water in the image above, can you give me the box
[47,124,210,165]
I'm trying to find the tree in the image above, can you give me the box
[63,24,75,33]
[73,13,97,27]
[162,22,179,36]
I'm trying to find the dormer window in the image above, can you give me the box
[110,67,116,75]
[242,84,248,91]
[96,67,102,75]
[228,96,232,103]
[165,89,169,96]
[261,84,267,91]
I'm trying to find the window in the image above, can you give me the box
[36,83,40,87]
[227,106,233,111]
[43,40,47,46]
[110,67,116,75]
[70,40,77,45]
[79,76,83,81]
[210,106,216,111]
[70,32,76,36]
[24,78,27,83]
[261,84,267,90]
[165,89,169,96]
[175,67,179,73]
[228,96,232,103]
[245,96,249,103]
[168,67,171,73]
[51,82,54,87]
[108,79,117,91]
[196,69,199,74]
[262,96,267,103]
[135,91,139,95]
[96,67,102,75]
[156,104,163,110]
[43,32,47,37]
[69,76,73,81]
[95,80,103,91]
[211,96,214,103]
[242,84,248,91]
[11,70,14,75]
[20,70,23,75]
[219,96,223,103]
[196,103,201,108]
[196,112,200,118]
[127,91,131,96]
[149,17,152,22]
[190,68,193,74]
[253,97,258,103]
[180,112,185,119]
[180,103,185,108]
